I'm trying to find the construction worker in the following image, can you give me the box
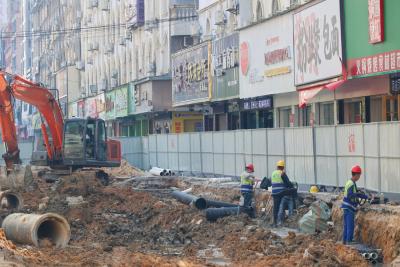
[240,163,255,210]
[341,165,368,244]
[271,160,293,226]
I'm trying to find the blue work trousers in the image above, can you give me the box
[343,208,355,244]
[278,195,294,224]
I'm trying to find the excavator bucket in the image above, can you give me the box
[0,164,33,189]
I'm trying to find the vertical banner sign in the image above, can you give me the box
[294,0,343,85]
[368,0,384,44]
[115,86,128,118]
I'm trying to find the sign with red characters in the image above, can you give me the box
[348,50,400,77]
[368,0,384,44]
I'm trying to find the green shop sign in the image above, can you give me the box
[115,85,128,118]
[105,90,116,120]
[345,0,400,78]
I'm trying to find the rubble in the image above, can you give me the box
[102,159,144,178]
[0,166,392,266]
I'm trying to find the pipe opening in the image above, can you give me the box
[36,217,70,248]
[194,198,207,210]
[0,192,22,210]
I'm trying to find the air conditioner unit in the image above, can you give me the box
[183,36,193,47]
[125,29,132,40]
[89,0,98,8]
[226,0,239,15]
[111,69,118,78]
[75,61,84,70]
[88,43,94,51]
[215,10,226,26]
[60,61,67,68]
[100,0,110,11]
[148,62,156,74]
[89,84,97,94]
[111,78,118,88]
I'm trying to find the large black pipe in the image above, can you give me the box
[171,190,207,209]
[205,206,254,221]
[205,199,239,208]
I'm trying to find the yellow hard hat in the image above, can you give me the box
[310,185,319,193]
[277,160,285,167]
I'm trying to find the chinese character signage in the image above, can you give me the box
[212,33,239,100]
[115,85,128,118]
[390,73,400,95]
[294,0,343,85]
[348,50,400,77]
[242,96,273,110]
[240,12,295,98]
[172,42,211,106]
[105,90,116,120]
[344,1,400,78]
[77,100,85,118]
[85,96,98,118]
[368,0,384,44]
[128,83,136,115]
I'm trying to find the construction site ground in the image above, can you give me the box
[0,161,398,266]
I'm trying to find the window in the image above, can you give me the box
[228,112,240,130]
[319,102,335,125]
[256,1,263,21]
[258,110,274,128]
[299,105,311,126]
[272,0,280,14]
[279,107,291,127]
[63,120,85,159]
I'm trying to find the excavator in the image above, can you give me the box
[0,71,121,187]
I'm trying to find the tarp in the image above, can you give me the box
[299,200,331,234]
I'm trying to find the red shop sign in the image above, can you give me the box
[368,0,384,44]
[347,50,400,77]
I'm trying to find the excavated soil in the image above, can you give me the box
[0,166,373,266]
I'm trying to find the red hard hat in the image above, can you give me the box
[246,163,254,173]
[351,165,362,174]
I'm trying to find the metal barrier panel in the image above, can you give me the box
[156,135,168,169]
[178,133,191,172]
[117,137,142,169]
[379,122,400,193]
[244,130,253,167]
[363,124,379,191]
[336,125,365,188]
[201,132,214,174]
[142,136,149,170]
[190,133,202,173]
[148,135,158,168]
[267,128,285,177]
[223,131,236,176]
[285,128,314,185]
[252,129,268,179]
[235,131,245,177]
[315,126,337,186]
[167,134,179,171]
[213,132,224,175]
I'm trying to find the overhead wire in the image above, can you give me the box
[0,15,198,39]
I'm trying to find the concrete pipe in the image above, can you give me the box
[205,199,239,208]
[2,213,70,248]
[0,190,23,210]
[370,252,378,260]
[362,253,370,260]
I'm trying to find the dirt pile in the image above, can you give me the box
[103,159,144,177]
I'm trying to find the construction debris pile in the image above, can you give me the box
[0,162,394,266]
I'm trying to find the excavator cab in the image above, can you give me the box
[32,118,121,169]
[62,118,120,168]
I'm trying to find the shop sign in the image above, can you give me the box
[240,12,295,98]
[126,0,144,27]
[128,83,136,114]
[368,0,384,44]
[294,0,343,85]
[348,50,400,77]
[77,100,85,118]
[242,97,272,110]
[344,0,400,78]
[212,33,240,100]
[390,73,400,95]
[96,94,106,119]
[105,91,116,120]
[115,85,128,118]
[85,97,98,118]
[172,42,211,105]
[68,102,78,118]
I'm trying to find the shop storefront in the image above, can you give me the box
[172,112,203,133]
[210,33,240,131]
[293,0,344,126]
[343,0,400,123]
[240,12,296,128]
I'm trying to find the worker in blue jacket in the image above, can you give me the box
[341,165,368,244]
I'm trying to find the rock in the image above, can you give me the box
[38,203,47,211]
[196,219,202,225]
[66,196,85,207]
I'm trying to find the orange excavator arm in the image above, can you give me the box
[0,72,64,166]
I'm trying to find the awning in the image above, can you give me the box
[299,60,348,108]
